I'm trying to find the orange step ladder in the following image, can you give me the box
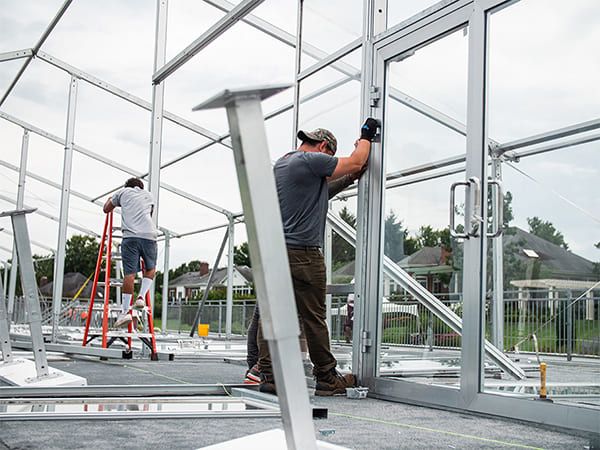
[82,211,158,360]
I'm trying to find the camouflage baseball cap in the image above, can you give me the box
[297,128,337,155]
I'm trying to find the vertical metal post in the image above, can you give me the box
[149,0,168,221]
[226,215,234,338]
[2,262,8,299]
[566,289,573,361]
[7,130,30,315]
[491,156,504,348]
[2,209,49,377]
[354,0,386,383]
[161,229,170,332]
[193,85,316,450]
[460,3,489,405]
[0,267,13,362]
[292,0,304,146]
[52,75,78,343]
[148,0,168,313]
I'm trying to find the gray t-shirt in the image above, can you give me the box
[274,151,338,248]
[111,187,158,241]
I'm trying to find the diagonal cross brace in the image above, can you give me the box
[327,211,526,380]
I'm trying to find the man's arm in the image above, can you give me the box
[329,118,379,180]
[103,197,115,214]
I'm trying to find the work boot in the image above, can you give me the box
[258,372,277,395]
[244,364,261,385]
[314,368,356,396]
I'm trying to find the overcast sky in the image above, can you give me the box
[0,0,598,277]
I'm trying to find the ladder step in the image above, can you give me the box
[102,255,122,261]
[105,332,155,338]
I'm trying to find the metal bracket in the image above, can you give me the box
[369,86,380,107]
[361,329,372,353]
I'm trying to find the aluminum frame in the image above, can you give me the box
[355,0,599,434]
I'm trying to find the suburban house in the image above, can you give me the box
[332,227,597,299]
[168,265,254,300]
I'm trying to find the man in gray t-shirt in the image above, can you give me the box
[256,118,379,396]
[104,177,158,328]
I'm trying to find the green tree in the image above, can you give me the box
[527,216,569,250]
[384,210,406,261]
[332,207,356,270]
[64,235,101,276]
[33,254,54,282]
[233,242,251,267]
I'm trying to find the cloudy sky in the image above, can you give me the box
[0,0,598,279]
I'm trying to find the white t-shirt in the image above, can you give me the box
[111,187,158,240]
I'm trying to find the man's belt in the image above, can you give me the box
[287,245,321,251]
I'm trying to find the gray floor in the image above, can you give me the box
[0,336,598,450]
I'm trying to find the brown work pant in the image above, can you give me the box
[257,248,337,378]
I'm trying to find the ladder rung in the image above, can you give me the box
[105,332,155,338]
[90,305,124,311]
[102,255,122,261]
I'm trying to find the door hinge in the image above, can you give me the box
[361,330,372,353]
[369,86,381,107]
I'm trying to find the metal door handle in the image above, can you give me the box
[449,177,482,239]
[487,180,503,238]
[450,180,469,239]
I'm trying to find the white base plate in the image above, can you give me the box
[0,358,87,387]
[199,428,349,449]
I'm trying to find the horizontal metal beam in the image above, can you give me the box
[0,229,56,254]
[36,51,222,144]
[0,110,231,218]
[496,118,600,153]
[0,193,98,239]
[11,340,130,359]
[153,0,265,84]
[204,0,361,80]
[0,384,260,398]
[0,49,33,62]
[513,131,600,159]
[0,0,73,107]
[297,38,362,82]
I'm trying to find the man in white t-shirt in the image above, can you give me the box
[103,177,158,328]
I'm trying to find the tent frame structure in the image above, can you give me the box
[0,0,598,437]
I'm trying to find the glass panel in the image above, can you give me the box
[485,0,600,409]
[380,27,467,387]
[301,0,362,71]
[387,1,442,31]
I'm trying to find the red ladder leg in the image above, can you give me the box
[101,212,114,348]
[83,213,110,346]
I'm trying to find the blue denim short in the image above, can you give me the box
[121,237,157,275]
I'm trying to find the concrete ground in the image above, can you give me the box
[0,335,598,450]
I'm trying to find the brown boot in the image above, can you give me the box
[259,372,277,395]
[314,368,356,396]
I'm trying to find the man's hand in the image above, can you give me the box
[349,164,367,182]
[360,118,380,142]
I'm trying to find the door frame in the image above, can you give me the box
[354,0,598,433]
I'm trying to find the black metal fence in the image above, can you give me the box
[11,290,599,357]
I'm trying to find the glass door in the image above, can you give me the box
[377,27,469,388]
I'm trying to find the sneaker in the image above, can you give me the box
[244,364,261,384]
[114,313,132,328]
[314,368,356,396]
[258,372,277,395]
[133,296,146,310]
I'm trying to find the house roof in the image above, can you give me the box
[399,246,443,267]
[504,227,594,279]
[169,265,253,288]
[39,272,103,299]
